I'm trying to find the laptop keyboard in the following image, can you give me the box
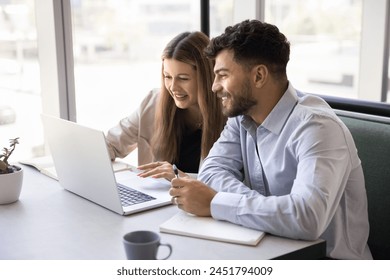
[117,183,156,207]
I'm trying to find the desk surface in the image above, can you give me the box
[0,166,325,260]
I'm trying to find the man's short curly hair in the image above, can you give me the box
[205,20,290,78]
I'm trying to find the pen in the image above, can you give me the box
[172,164,179,178]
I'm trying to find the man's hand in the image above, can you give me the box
[170,177,217,216]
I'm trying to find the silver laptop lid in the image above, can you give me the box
[42,114,172,215]
[41,114,126,214]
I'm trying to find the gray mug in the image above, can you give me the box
[123,230,172,260]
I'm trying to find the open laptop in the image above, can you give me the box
[41,114,172,215]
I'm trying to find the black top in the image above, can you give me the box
[176,129,202,173]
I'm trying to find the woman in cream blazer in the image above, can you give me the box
[106,32,226,181]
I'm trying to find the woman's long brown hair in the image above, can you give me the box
[152,31,226,164]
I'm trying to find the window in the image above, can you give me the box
[70,0,200,132]
[209,0,262,37]
[209,0,234,36]
[68,0,201,165]
[265,0,364,100]
[0,1,41,161]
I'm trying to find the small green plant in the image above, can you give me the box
[0,137,20,174]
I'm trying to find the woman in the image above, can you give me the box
[106,31,226,180]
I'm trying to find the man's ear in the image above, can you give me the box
[253,65,268,88]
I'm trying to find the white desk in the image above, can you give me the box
[0,166,325,260]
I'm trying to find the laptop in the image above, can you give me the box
[41,114,172,215]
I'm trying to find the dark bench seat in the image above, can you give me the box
[336,110,390,260]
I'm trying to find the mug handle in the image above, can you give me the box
[157,242,172,260]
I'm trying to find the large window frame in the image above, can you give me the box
[36,0,390,122]
[35,0,76,121]
[358,0,389,103]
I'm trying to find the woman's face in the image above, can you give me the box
[163,58,198,109]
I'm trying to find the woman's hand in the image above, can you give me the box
[137,161,188,181]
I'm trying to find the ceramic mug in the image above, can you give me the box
[123,230,172,260]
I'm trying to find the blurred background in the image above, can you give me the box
[1,0,389,165]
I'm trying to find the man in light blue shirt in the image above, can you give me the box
[169,20,372,259]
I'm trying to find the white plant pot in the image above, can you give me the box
[0,167,23,204]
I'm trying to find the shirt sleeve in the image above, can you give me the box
[198,117,256,196]
[105,90,157,160]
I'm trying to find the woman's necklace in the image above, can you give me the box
[186,108,202,130]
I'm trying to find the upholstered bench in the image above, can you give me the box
[336,110,390,260]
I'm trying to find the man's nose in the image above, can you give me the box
[212,78,222,94]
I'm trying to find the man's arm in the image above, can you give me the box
[193,117,355,241]
[198,117,258,196]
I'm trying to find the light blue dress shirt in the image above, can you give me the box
[198,83,372,259]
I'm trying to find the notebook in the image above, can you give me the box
[160,210,265,246]
[41,114,172,215]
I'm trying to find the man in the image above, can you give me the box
[169,19,372,259]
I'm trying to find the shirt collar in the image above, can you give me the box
[241,82,298,135]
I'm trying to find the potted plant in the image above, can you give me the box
[0,137,23,204]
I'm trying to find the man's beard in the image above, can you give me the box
[222,79,257,117]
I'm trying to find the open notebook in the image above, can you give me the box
[160,210,265,246]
